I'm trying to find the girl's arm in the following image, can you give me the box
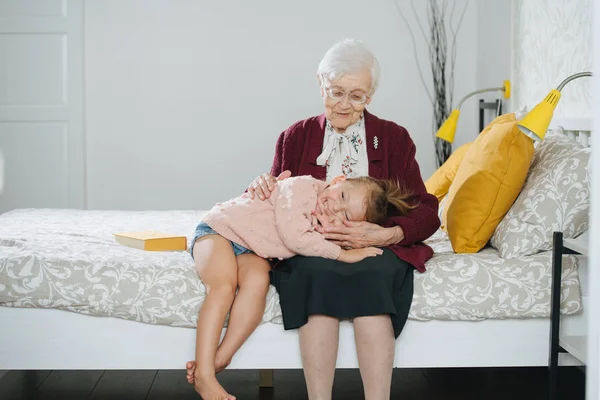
[274,178,341,260]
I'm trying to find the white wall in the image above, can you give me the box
[510,0,597,397]
[473,0,513,137]
[512,0,592,118]
[0,0,84,214]
[434,0,513,152]
[85,0,493,210]
[476,1,512,103]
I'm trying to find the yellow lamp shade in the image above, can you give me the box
[517,89,561,141]
[436,109,460,143]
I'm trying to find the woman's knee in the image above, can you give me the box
[306,314,340,326]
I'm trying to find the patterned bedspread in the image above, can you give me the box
[0,209,581,327]
[413,229,581,320]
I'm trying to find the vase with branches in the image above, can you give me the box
[396,0,469,167]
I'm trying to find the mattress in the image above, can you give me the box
[0,209,582,327]
[412,229,581,320]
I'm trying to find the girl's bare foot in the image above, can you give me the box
[186,356,231,384]
[186,361,196,384]
[194,373,236,400]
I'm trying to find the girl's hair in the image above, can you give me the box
[347,177,416,224]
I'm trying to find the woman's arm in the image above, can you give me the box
[269,130,286,178]
[315,217,402,249]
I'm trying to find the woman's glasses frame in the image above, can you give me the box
[322,85,370,105]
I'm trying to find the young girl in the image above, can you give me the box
[186,174,413,400]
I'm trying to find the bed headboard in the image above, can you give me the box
[549,117,592,148]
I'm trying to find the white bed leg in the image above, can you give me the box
[258,369,274,388]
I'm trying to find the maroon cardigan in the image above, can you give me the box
[270,110,440,272]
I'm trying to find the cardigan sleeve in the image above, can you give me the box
[274,178,342,260]
[270,130,285,177]
[270,122,302,178]
[386,127,440,245]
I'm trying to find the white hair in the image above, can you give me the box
[317,39,381,95]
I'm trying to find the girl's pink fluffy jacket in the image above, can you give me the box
[202,176,341,260]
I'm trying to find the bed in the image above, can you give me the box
[0,118,591,373]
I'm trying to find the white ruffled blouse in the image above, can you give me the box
[316,116,369,182]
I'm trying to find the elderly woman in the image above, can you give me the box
[249,39,440,399]
[186,38,439,400]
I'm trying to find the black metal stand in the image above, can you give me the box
[478,99,503,132]
[548,232,563,400]
[548,232,583,400]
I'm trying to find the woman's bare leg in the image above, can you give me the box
[353,315,395,400]
[299,315,340,400]
[190,235,237,400]
[214,253,271,371]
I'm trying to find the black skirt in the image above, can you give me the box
[269,249,414,338]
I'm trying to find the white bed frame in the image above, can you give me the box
[0,293,588,371]
[0,118,591,376]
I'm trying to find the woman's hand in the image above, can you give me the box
[248,170,292,200]
[337,247,384,263]
[317,220,405,249]
[310,198,343,232]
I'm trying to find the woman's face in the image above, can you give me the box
[317,180,368,222]
[321,69,372,133]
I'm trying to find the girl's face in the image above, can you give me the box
[317,180,368,222]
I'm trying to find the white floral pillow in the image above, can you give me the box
[490,127,591,258]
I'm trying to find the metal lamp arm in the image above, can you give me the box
[556,72,592,91]
[457,86,505,109]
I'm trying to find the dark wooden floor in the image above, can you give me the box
[0,367,585,399]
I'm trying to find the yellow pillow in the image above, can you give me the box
[425,113,507,204]
[442,113,534,253]
[425,142,472,203]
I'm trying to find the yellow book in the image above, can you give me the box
[114,231,188,251]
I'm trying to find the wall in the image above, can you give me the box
[84,0,488,210]
[0,0,84,214]
[403,0,513,154]
[587,0,599,397]
[512,0,592,117]
[472,0,513,140]
[511,1,597,396]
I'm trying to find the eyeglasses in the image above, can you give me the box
[323,86,369,105]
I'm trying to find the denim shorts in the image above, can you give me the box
[190,221,251,258]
